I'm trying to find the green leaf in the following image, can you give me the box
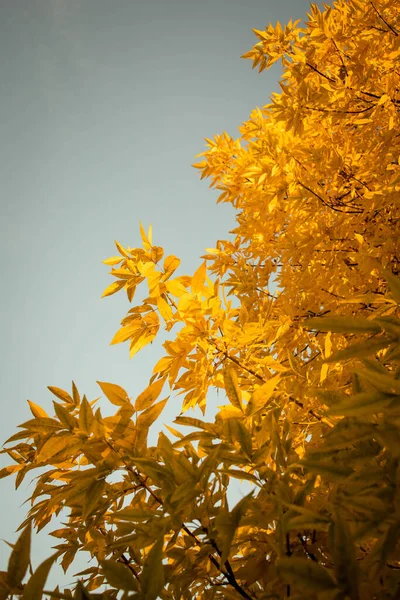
[305,316,382,334]
[22,553,58,600]
[277,557,338,592]
[141,535,165,600]
[99,559,137,591]
[7,523,31,589]
[97,381,129,406]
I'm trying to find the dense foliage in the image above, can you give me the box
[1,0,400,598]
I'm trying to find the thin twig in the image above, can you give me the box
[306,62,336,83]
[105,440,254,600]
[370,1,398,36]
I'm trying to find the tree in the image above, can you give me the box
[1,0,400,598]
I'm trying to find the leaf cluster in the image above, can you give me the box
[1,0,400,598]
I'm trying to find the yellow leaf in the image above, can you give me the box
[22,554,57,600]
[115,240,130,257]
[223,368,243,411]
[71,381,80,406]
[82,479,106,519]
[151,246,164,263]
[152,356,173,375]
[79,397,94,435]
[47,386,74,405]
[223,418,252,458]
[129,330,158,358]
[36,434,73,462]
[110,321,143,345]
[7,524,31,589]
[101,279,126,298]
[0,465,24,479]
[103,256,124,266]
[320,363,329,383]
[100,560,137,592]
[53,402,76,431]
[324,331,332,359]
[157,296,173,321]
[216,405,244,420]
[97,381,130,406]
[163,255,181,280]
[191,261,207,293]
[140,222,152,251]
[136,398,168,428]
[383,269,400,304]
[166,278,187,296]
[354,233,364,246]
[246,375,280,416]
[27,400,48,419]
[141,535,165,600]
[277,557,337,592]
[135,379,165,411]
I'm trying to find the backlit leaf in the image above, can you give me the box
[223,367,243,411]
[97,381,129,406]
[101,279,126,298]
[246,375,280,416]
[136,398,168,428]
[163,256,181,280]
[135,379,164,411]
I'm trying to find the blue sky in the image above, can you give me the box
[1,0,317,589]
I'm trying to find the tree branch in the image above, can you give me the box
[370,1,399,36]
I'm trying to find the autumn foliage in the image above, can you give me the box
[1,0,400,598]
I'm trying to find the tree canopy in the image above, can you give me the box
[1,0,400,598]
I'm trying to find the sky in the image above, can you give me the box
[0,0,317,590]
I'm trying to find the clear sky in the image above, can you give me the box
[1,0,317,589]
